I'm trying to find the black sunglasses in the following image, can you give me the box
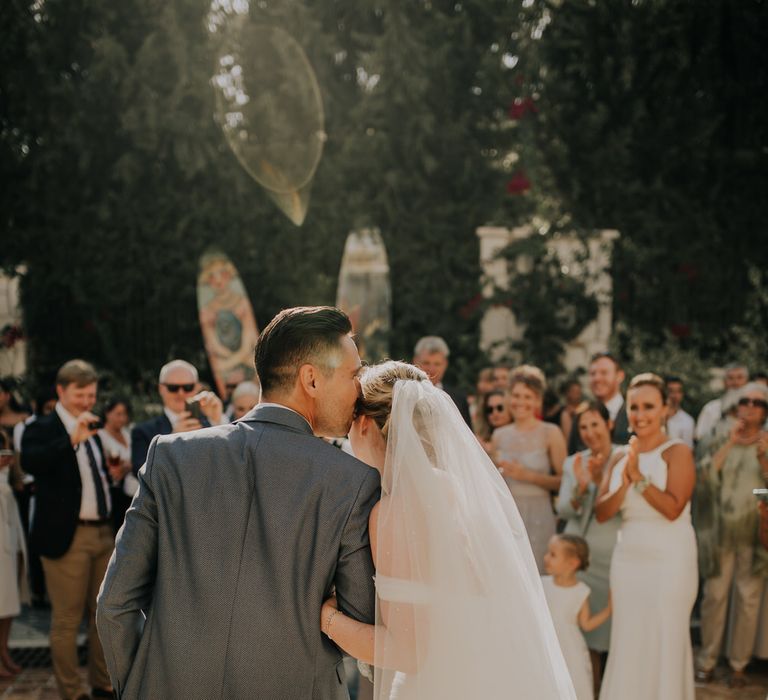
[163,383,195,393]
[485,404,506,415]
[739,397,768,409]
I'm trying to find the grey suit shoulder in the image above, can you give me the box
[97,404,380,700]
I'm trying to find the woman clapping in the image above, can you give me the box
[556,402,621,690]
[595,374,697,700]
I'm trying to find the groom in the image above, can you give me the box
[96,307,380,699]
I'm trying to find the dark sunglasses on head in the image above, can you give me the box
[738,397,768,409]
[485,404,506,415]
[163,383,195,393]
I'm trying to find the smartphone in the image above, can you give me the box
[88,420,103,431]
[753,489,768,502]
[185,399,205,421]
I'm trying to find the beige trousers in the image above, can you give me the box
[41,524,114,699]
[698,545,765,672]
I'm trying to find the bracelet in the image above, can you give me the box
[571,484,587,504]
[324,608,341,639]
[635,476,651,494]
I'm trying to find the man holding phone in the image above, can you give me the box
[131,360,223,474]
[20,359,114,700]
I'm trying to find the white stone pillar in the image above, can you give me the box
[476,226,618,372]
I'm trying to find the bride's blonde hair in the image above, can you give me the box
[357,360,429,438]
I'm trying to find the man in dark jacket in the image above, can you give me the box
[131,359,223,474]
[22,359,113,700]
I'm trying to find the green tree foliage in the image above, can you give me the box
[514,0,768,362]
[2,0,531,390]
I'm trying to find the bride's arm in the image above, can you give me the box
[320,503,380,664]
[321,597,375,664]
[320,501,421,673]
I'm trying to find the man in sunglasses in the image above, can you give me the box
[695,362,749,442]
[130,360,223,475]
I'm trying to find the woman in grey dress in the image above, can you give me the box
[557,401,622,690]
[493,365,566,572]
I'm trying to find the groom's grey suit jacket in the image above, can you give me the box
[96,405,380,700]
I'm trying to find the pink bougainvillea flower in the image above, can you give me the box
[670,323,691,338]
[508,97,538,120]
[506,171,531,194]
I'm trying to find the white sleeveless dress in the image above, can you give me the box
[541,576,594,700]
[599,439,697,700]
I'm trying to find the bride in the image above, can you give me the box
[319,361,575,699]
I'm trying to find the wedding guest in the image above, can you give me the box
[493,365,511,390]
[13,385,57,452]
[131,360,223,474]
[493,365,566,571]
[98,397,137,511]
[474,390,512,453]
[760,500,768,551]
[412,336,471,425]
[556,402,621,688]
[695,382,768,689]
[0,432,27,678]
[595,373,697,700]
[695,363,749,441]
[21,359,114,700]
[470,367,497,429]
[665,376,695,448]
[476,367,496,396]
[568,353,629,454]
[542,534,612,700]
[559,379,584,444]
[231,381,260,420]
[13,385,56,609]
[543,388,564,426]
[0,379,29,436]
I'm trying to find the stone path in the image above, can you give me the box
[3,608,767,699]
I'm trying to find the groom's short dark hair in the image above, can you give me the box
[254,306,353,394]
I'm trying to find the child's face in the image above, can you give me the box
[543,537,579,576]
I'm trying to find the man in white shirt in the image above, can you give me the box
[568,352,630,453]
[665,376,695,448]
[21,360,114,700]
[695,363,749,441]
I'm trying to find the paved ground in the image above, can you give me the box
[3,607,767,699]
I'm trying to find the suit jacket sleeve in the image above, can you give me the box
[21,416,72,477]
[97,436,161,698]
[333,468,380,625]
[130,423,151,476]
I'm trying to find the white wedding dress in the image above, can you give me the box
[372,380,576,700]
[599,439,697,700]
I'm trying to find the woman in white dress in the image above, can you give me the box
[0,431,27,677]
[492,365,566,572]
[594,373,697,700]
[318,361,576,699]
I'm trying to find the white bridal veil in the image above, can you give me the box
[372,380,575,700]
